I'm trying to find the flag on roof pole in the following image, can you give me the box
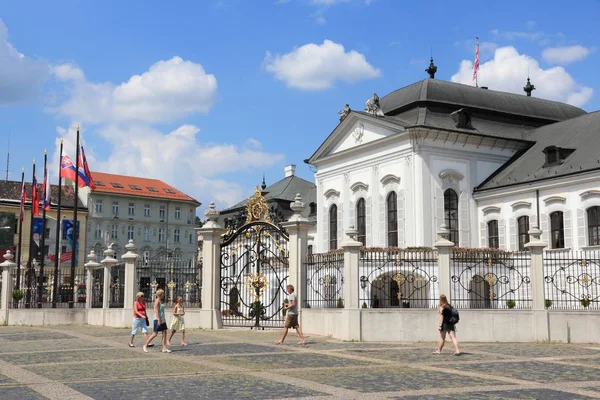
[79,145,96,190]
[43,154,51,211]
[31,167,39,217]
[473,37,480,87]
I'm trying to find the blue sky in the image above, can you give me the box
[1,0,598,214]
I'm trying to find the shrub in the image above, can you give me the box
[337,297,344,308]
[362,302,368,309]
[12,289,24,301]
[545,299,553,309]
[506,300,516,309]
[581,297,591,308]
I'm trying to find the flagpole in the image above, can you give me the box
[70,125,80,308]
[15,167,25,290]
[26,159,36,308]
[52,139,63,308]
[37,149,48,308]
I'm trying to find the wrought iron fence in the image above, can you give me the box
[109,265,125,308]
[451,250,531,309]
[304,251,344,308]
[92,269,103,308]
[11,267,87,309]
[136,254,200,308]
[544,250,600,310]
[359,249,439,309]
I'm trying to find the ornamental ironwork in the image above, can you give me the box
[305,252,345,308]
[544,251,600,310]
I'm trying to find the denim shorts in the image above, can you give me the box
[153,319,168,332]
[131,317,148,335]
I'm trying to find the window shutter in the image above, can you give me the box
[337,204,343,247]
[509,218,517,251]
[577,208,586,249]
[564,210,573,248]
[540,213,549,246]
[379,194,385,246]
[323,206,328,251]
[366,197,372,246]
[498,219,506,249]
[434,187,444,232]
[459,191,470,247]
[398,191,405,248]
[480,222,487,247]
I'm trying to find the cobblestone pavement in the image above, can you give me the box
[0,326,600,399]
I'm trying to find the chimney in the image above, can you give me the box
[284,164,296,178]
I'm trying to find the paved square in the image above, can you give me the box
[0,326,599,399]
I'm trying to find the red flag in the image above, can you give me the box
[43,164,51,211]
[31,175,39,217]
[19,179,26,222]
[60,252,72,263]
[472,38,480,82]
[79,146,96,190]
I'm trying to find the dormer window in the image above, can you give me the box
[543,146,574,167]
[309,202,317,216]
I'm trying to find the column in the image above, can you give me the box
[281,194,314,311]
[196,202,226,329]
[434,224,454,302]
[101,246,117,309]
[0,250,17,313]
[121,240,139,309]
[84,250,101,309]
[525,226,549,341]
[341,227,362,341]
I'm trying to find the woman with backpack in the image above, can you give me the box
[433,294,461,356]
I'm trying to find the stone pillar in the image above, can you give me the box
[101,246,117,310]
[434,224,455,303]
[281,194,314,312]
[339,227,362,341]
[196,202,226,329]
[0,251,17,315]
[121,240,139,309]
[84,250,101,309]
[525,226,549,341]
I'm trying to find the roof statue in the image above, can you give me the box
[338,104,351,121]
[426,57,437,79]
[524,77,536,97]
[365,93,384,117]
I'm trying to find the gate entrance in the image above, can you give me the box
[220,188,289,329]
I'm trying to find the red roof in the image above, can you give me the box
[91,172,200,204]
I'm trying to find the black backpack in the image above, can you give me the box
[448,307,460,325]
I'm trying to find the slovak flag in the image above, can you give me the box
[61,154,94,189]
[43,164,51,211]
[19,179,27,222]
[32,175,39,217]
[79,146,96,190]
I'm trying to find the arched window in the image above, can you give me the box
[487,220,499,249]
[587,206,600,246]
[387,192,398,247]
[517,216,530,251]
[550,211,565,249]
[356,198,366,246]
[329,205,338,250]
[444,189,459,245]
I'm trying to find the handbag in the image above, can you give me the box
[145,317,149,327]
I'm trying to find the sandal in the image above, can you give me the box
[454,352,462,356]
[432,351,441,354]
[298,341,306,345]
[274,340,283,345]
[128,344,135,348]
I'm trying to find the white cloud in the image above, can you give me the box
[451,46,593,107]
[0,19,49,104]
[51,56,218,124]
[264,40,380,90]
[51,58,284,208]
[542,45,593,65]
[489,28,565,47]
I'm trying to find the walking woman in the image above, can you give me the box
[143,289,170,353]
[128,292,150,347]
[168,296,187,346]
[433,294,461,356]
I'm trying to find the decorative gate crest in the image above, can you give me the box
[246,186,271,224]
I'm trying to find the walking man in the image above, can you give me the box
[276,284,306,345]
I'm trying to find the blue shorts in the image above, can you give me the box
[153,319,168,332]
[131,317,148,335]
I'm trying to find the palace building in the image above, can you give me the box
[307,70,599,253]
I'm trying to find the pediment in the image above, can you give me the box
[380,174,400,186]
[511,201,531,211]
[308,113,406,164]
[580,190,600,201]
[324,189,340,199]
[543,196,566,206]
[350,181,369,193]
[482,206,501,216]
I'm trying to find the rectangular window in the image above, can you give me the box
[128,202,135,216]
[62,228,67,240]
[587,206,600,246]
[127,225,134,240]
[110,182,123,188]
[94,181,105,187]
[189,233,193,244]
[487,220,499,249]
[61,245,67,254]
[517,216,530,251]
[164,188,176,194]
[550,211,565,249]
[129,184,142,190]
[95,199,103,213]
[111,224,118,239]
[144,227,150,242]
[174,229,180,243]
[159,205,166,219]
[144,204,150,217]
[175,207,181,219]
[386,192,398,247]
[329,205,338,250]
[158,228,165,242]
[95,223,101,239]
[147,187,158,192]
[112,201,119,215]
[45,228,51,239]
